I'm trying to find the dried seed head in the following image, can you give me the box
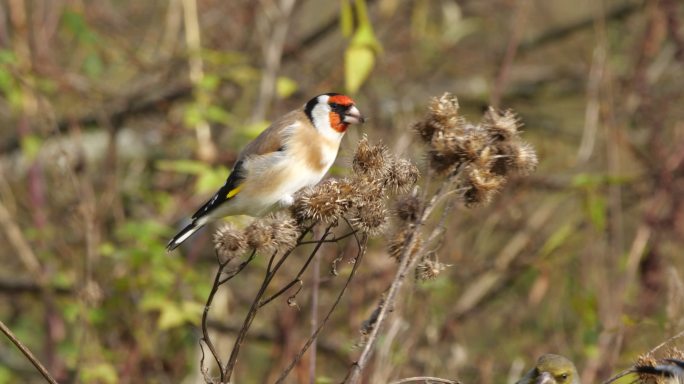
[384,158,419,192]
[266,212,300,253]
[415,257,447,281]
[245,213,299,255]
[213,223,247,262]
[414,93,463,143]
[508,140,538,175]
[291,179,350,224]
[395,194,421,222]
[387,227,422,262]
[245,219,272,253]
[353,136,391,180]
[429,93,461,125]
[458,127,490,162]
[413,120,439,143]
[481,107,520,141]
[349,199,388,236]
[387,229,408,261]
[463,166,505,207]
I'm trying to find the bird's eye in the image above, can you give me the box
[329,102,340,108]
[559,373,568,380]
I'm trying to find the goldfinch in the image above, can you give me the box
[167,93,365,251]
[516,354,580,384]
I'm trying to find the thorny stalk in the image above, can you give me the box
[346,93,538,382]
[223,224,316,380]
[276,232,368,383]
[345,172,459,384]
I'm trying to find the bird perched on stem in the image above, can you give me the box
[516,354,580,384]
[167,93,365,251]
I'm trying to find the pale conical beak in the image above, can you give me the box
[343,105,365,124]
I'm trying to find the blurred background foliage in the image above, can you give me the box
[0,0,683,383]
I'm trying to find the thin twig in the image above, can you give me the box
[0,319,58,384]
[218,250,258,285]
[344,171,461,383]
[201,249,257,381]
[298,230,357,244]
[309,225,322,384]
[276,232,368,383]
[389,377,460,384]
[200,257,230,382]
[259,226,333,308]
[224,225,319,380]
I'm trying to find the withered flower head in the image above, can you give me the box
[291,178,355,224]
[387,227,422,262]
[415,257,447,281]
[395,194,421,222]
[508,140,538,175]
[245,212,299,255]
[387,228,408,261]
[414,93,463,143]
[384,158,420,192]
[481,107,520,141]
[463,165,505,207]
[213,223,247,262]
[348,199,388,236]
[353,136,391,180]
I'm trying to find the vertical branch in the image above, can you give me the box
[181,0,217,162]
[309,225,322,384]
[251,0,297,122]
[490,0,531,108]
[277,233,369,383]
[344,176,458,384]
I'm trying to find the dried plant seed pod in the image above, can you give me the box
[213,223,247,262]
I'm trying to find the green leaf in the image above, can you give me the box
[83,53,103,78]
[62,10,99,44]
[157,159,208,175]
[195,166,229,195]
[0,49,17,64]
[180,300,203,325]
[158,302,186,330]
[585,191,606,231]
[20,134,43,162]
[199,74,220,91]
[205,105,234,124]
[276,76,298,98]
[183,103,204,127]
[80,363,118,384]
[340,0,354,37]
[540,223,574,257]
[345,44,375,94]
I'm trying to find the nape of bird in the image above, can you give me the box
[516,354,580,384]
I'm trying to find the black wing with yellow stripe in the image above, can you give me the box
[191,160,246,220]
[166,161,247,252]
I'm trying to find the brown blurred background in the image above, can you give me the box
[0,0,683,383]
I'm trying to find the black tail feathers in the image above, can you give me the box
[166,221,205,252]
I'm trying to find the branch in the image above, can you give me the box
[0,320,58,384]
[276,232,368,383]
[389,377,460,384]
[344,173,460,383]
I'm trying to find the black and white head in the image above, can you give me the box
[304,93,365,138]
